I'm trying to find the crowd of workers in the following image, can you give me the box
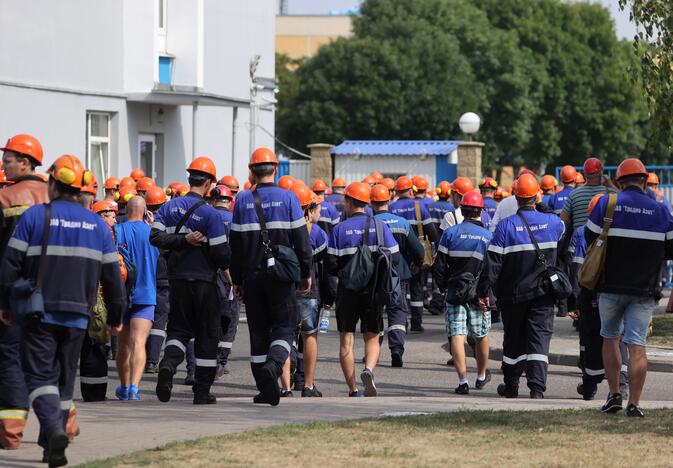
[0,133,672,467]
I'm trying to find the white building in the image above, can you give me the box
[0,0,276,196]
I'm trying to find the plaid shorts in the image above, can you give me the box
[445,303,491,338]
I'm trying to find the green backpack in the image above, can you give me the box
[88,291,109,344]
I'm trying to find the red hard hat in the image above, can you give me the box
[587,193,604,215]
[92,200,118,214]
[382,177,395,190]
[540,175,557,191]
[292,184,313,206]
[136,176,156,192]
[145,186,168,206]
[371,171,384,183]
[395,176,413,191]
[513,173,540,198]
[560,165,577,184]
[48,155,92,189]
[371,184,391,202]
[413,176,429,191]
[583,157,603,175]
[104,177,120,190]
[278,175,294,190]
[1,134,44,165]
[647,172,660,185]
[332,177,347,188]
[249,147,278,167]
[345,182,371,204]
[130,168,145,181]
[188,157,217,181]
[479,177,498,189]
[436,181,451,198]
[219,175,240,192]
[616,158,647,181]
[312,179,328,192]
[212,184,233,200]
[461,190,484,209]
[451,177,475,196]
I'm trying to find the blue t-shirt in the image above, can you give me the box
[115,221,159,306]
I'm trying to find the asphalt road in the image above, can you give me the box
[86,312,673,404]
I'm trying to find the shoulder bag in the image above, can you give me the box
[415,201,434,269]
[579,193,617,290]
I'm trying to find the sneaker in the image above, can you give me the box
[301,386,323,397]
[475,370,492,390]
[115,385,129,401]
[530,390,544,399]
[601,393,623,414]
[625,403,644,418]
[253,393,270,404]
[258,362,281,406]
[128,384,141,401]
[156,367,174,403]
[454,383,469,395]
[280,389,293,398]
[446,358,454,367]
[361,368,378,397]
[577,382,597,401]
[183,374,195,386]
[391,352,403,368]
[349,389,363,397]
[409,323,424,334]
[44,427,69,468]
[145,362,158,374]
[497,383,518,398]
[194,392,217,405]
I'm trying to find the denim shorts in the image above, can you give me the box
[598,293,655,346]
[298,298,319,334]
[445,303,491,338]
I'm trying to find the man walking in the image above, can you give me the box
[561,157,613,232]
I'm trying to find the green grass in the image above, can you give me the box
[650,314,673,347]
[78,409,673,468]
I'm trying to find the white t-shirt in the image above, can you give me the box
[490,195,518,231]
[440,208,464,231]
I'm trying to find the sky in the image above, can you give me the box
[281,0,637,40]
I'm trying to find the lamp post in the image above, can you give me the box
[459,112,481,141]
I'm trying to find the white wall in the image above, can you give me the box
[335,155,437,187]
[122,0,156,92]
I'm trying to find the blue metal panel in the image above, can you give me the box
[331,140,461,156]
[159,56,173,85]
[435,154,457,182]
[276,160,290,181]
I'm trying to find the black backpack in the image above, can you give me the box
[338,216,375,293]
[371,219,401,307]
[444,272,478,306]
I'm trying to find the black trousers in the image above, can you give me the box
[146,285,170,365]
[79,337,108,401]
[409,270,425,325]
[160,280,220,394]
[243,279,298,389]
[0,322,28,411]
[386,280,409,353]
[500,296,555,393]
[20,322,84,448]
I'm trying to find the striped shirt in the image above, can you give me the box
[562,184,612,231]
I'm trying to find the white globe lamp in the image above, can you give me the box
[459,112,481,140]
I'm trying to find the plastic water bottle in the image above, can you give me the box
[319,308,330,333]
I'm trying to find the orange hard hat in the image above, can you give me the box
[92,200,118,214]
[145,186,168,206]
[312,179,328,192]
[540,175,557,191]
[0,170,11,186]
[177,184,190,196]
[120,177,136,188]
[647,172,660,185]
[136,176,156,192]
[243,180,252,190]
[130,168,145,181]
[371,183,391,202]
[80,176,99,195]
[461,190,484,209]
[616,158,647,181]
[371,171,384,183]
[362,176,376,186]
[345,182,371,204]
[479,177,498,189]
[48,155,92,189]
[451,177,475,196]
[395,176,413,192]
[587,193,604,215]
[575,172,585,184]
[560,165,577,184]
[118,253,128,283]
[494,186,504,200]
[165,181,182,196]
[278,175,294,190]
[188,156,217,181]
[332,177,347,188]
[104,177,120,190]
[513,173,540,198]
[583,157,603,175]
[436,181,451,198]
[292,184,313,207]
[118,186,137,203]
[219,175,240,192]
[382,178,395,191]
[249,147,278,167]
[413,176,429,191]
[1,134,44,165]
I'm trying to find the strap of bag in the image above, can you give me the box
[252,189,273,256]
[517,210,549,268]
[36,203,51,292]
[175,199,206,235]
[374,218,384,249]
[362,215,371,247]
[415,201,425,239]
[598,193,618,240]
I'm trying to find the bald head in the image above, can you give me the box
[126,195,146,221]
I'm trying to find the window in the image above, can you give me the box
[158,0,167,53]
[86,112,111,199]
